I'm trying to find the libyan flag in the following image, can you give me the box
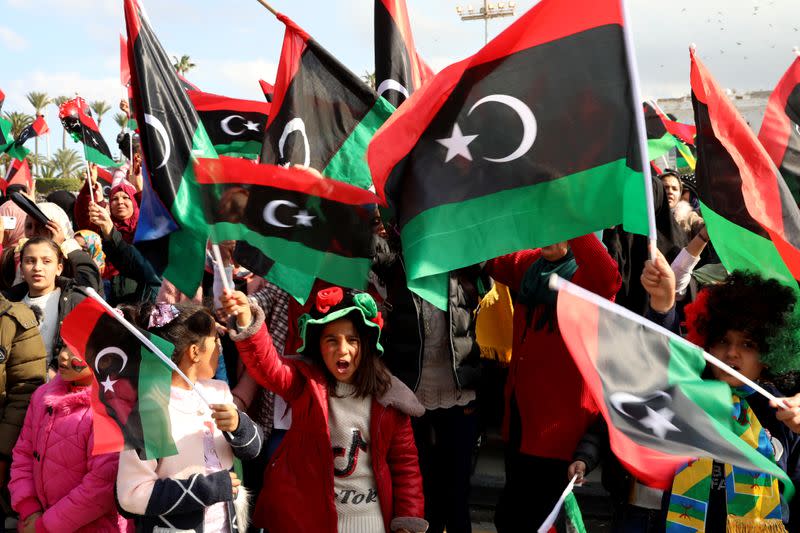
[195,157,378,294]
[644,101,683,163]
[58,96,118,168]
[187,90,270,161]
[691,48,800,290]
[555,278,793,495]
[367,0,650,309]
[61,297,177,460]
[260,12,395,190]
[758,55,800,205]
[125,0,217,296]
[1,158,32,193]
[0,117,30,162]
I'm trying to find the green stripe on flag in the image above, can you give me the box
[84,145,121,168]
[700,201,799,291]
[564,493,586,533]
[648,131,680,162]
[3,143,30,161]
[400,159,649,309]
[323,97,395,190]
[211,221,371,292]
[213,140,262,160]
[262,261,316,305]
[138,334,178,460]
[667,337,795,500]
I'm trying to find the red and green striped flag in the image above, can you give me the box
[0,117,30,162]
[13,115,49,148]
[691,48,800,290]
[367,0,651,309]
[260,12,395,190]
[57,96,118,168]
[758,55,800,205]
[644,102,683,162]
[1,158,32,193]
[124,0,216,296]
[61,297,177,460]
[555,276,793,494]
[187,90,270,161]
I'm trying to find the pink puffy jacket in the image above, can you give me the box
[9,376,130,532]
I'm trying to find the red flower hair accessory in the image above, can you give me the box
[316,286,344,314]
[371,311,384,330]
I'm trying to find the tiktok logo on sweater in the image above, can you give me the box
[333,429,368,477]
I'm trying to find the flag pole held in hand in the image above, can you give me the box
[548,274,789,409]
[537,474,579,533]
[85,287,213,407]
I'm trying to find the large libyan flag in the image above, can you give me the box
[691,48,800,290]
[367,0,650,309]
[759,55,800,205]
[555,278,793,494]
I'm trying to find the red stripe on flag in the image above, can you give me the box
[120,34,131,88]
[379,0,432,90]
[664,119,696,145]
[194,157,381,206]
[124,0,142,46]
[690,49,789,248]
[6,159,32,191]
[759,56,800,171]
[32,115,49,136]
[259,80,274,102]
[557,289,689,490]
[187,90,270,115]
[368,0,624,204]
[264,14,311,131]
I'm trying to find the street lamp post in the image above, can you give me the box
[455,1,516,44]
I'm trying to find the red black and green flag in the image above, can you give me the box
[260,13,395,190]
[58,96,118,168]
[0,117,30,162]
[691,48,800,289]
[259,80,274,103]
[124,0,217,296]
[61,297,177,460]
[187,90,270,161]
[556,278,793,492]
[14,115,49,147]
[367,0,650,309]
[195,157,378,293]
[0,88,4,113]
[374,0,433,108]
[644,102,683,162]
[1,158,32,194]
[759,56,800,205]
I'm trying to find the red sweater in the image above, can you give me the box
[486,234,621,460]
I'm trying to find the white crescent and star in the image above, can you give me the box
[263,200,316,229]
[436,94,537,164]
[377,79,410,100]
[221,115,262,136]
[609,391,680,440]
[95,346,128,394]
[143,113,171,169]
[278,117,311,167]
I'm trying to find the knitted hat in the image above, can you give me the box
[297,287,384,356]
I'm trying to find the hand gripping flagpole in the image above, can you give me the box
[548,274,789,409]
[85,287,214,407]
[621,0,658,261]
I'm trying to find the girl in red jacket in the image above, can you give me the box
[222,287,428,533]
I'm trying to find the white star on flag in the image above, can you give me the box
[436,124,478,163]
[101,375,118,393]
[293,210,315,227]
[639,406,680,439]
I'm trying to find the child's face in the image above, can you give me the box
[57,348,92,382]
[319,318,361,385]
[708,329,764,387]
[192,335,221,381]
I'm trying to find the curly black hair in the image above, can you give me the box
[691,271,799,373]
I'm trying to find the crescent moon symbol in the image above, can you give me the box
[609,391,671,419]
[376,79,410,100]
[94,346,129,375]
[467,94,537,163]
[144,113,172,169]
[263,200,298,229]
[278,117,311,167]
[221,115,246,136]
[795,123,800,137]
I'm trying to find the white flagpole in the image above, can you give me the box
[537,475,578,533]
[621,0,657,261]
[548,274,789,409]
[85,287,213,406]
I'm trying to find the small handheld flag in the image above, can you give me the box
[57,96,118,168]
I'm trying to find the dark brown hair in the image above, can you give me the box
[306,313,391,399]
[126,302,217,363]
[20,237,65,265]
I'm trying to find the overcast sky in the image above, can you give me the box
[1,0,797,155]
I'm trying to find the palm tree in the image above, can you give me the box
[50,148,83,179]
[3,111,33,139]
[38,161,59,180]
[26,92,51,176]
[172,54,196,76]
[52,95,71,149]
[90,100,111,127]
[113,112,129,130]
[362,70,376,90]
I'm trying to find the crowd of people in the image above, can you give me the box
[1,108,800,533]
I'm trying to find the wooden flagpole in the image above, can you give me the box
[254,0,279,16]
